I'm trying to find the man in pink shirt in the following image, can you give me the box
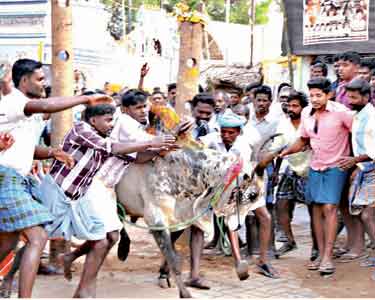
[280,77,353,275]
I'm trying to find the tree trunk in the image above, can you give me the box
[175,21,203,118]
[50,0,74,269]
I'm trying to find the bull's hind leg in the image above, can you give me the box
[158,230,184,289]
[151,229,192,298]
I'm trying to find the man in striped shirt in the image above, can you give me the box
[40,103,176,298]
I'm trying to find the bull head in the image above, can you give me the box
[234,133,286,206]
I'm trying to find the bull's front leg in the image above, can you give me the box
[151,228,192,298]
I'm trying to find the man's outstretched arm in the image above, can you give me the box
[24,94,112,116]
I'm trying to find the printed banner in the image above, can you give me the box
[303,0,369,45]
[283,0,375,55]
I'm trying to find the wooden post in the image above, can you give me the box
[50,0,74,270]
[175,21,203,117]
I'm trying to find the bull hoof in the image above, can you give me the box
[179,289,192,298]
[235,260,249,281]
[158,274,172,289]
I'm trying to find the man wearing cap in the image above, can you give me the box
[337,78,375,270]
[201,110,279,279]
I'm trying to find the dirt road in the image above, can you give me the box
[28,205,375,298]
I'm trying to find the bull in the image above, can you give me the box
[115,133,282,298]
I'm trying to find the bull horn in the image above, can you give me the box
[253,133,286,176]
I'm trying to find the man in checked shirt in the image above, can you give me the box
[39,103,177,298]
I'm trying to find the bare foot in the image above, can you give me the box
[73,288,92,298]
[58,253,73,281]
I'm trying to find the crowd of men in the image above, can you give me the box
[0,49,375,298]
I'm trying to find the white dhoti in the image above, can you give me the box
[83,177,123,233]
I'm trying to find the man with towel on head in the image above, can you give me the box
[201,110,279,279]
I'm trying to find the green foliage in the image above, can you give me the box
[255,0,272,25]
[107,0,124,40]
[100,0,274,25]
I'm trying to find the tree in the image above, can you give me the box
[255,0,272,25]
[100,0,275,27]
[107,0,125,40]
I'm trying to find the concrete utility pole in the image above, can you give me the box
[225,0,231,24]
[50,0,74,270]
[249,0,256,67]
[279,0,294,87]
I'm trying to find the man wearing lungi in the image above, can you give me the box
[0,58,111,297]
[280,77,354,275]
[201,110,278,279]
[275,91,312,256]
[39,102,177,298]
[337,78,375,270]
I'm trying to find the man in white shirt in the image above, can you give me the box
[275,91,313,256]
[112,89,155,261]
[0,58,112,298]
[337,79,375,269]
[242,85,280,259]
[201,110,279,279]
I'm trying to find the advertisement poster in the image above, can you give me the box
[303,0,369,45]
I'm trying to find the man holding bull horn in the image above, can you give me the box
[201,110,279,279]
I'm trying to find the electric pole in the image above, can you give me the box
[225,0,231,24]
[279,0,294,87]
[249,0,255,67]
[50,0,74,270]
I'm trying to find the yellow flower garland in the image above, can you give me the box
[173,2,208,25]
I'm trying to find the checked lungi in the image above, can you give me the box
[38,174,106,241]
[276,167,308,204]
[349,165,375,215]
[0,165,53,232]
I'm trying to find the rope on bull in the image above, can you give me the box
[216,216,232,256]
[117,185,225,231]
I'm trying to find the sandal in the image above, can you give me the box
[319,262,335,275]
[333,247,348,259]
[278,241,297,256]
[338,252,368,263]
[184,278,211,290]
[360,257,375,268]
[307,257,321,271]
[158,273,172,289]
[0,284,12,298]
[256,263,280,279]
[310,249,319,262]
